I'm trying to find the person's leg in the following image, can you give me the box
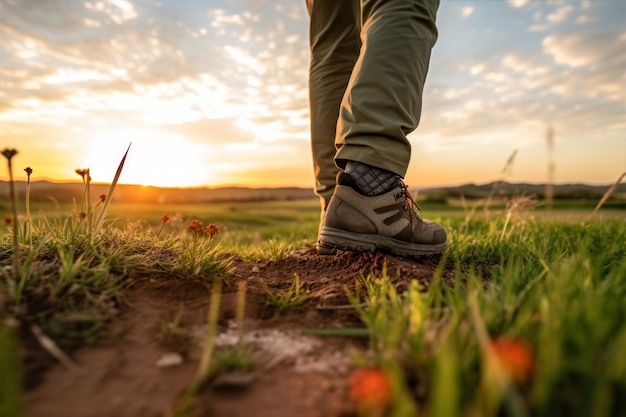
[318,0,446,258]
[335,0,440,176]
[307,0,361,210]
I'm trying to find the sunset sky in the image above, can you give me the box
[1,0,624,189]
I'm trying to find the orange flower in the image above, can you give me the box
[187,219,204,234]
[99,193,106,203]
[160,213,172,224]
[348,367,391,413]
[490,338,534,383]
[205,223,220,237]
[3,217,12,225]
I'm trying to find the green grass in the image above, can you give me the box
[0,204,231,349]
[262,273,310,311]
[350,215,626,417]
[1,196,625,417]
[10,199,322,258]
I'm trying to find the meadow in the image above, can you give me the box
[1,159,625,416]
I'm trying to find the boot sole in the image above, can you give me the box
[319,226,446,258]
[315,242,337,255]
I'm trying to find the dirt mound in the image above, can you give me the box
[24,249,443,417]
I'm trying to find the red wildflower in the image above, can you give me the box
[3,217,12,225]
[99,193,106,203]
[348,367,391,413]
[490,337,535,383]
[205,223,220,237]
[187,219,204,235]
[160,213,172,224]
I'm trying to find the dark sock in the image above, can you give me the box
[344,161,402,196]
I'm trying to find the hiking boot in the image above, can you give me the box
[316,210,337,255]
[317,172,447,258]
[316,239,337,255]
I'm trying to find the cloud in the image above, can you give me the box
[0,0,311,145]
[469,64,486,76]
[508,0,529,9]
[461,6,474,18]
[208,9,245,27]
[84,0,138,25]
[501,54,548,76]
[423,10,625,156]
[529,3,593,32]
[542,30,626,68]
[546,5,573,23]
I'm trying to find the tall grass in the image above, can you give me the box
[352,216,626,417]
[0,146,230,357]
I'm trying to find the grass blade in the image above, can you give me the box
[591,171,625,217]
[30,324,79,373]
[93,143,131,235]
[304,327,369,337]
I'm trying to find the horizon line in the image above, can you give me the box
[1,178,622,190]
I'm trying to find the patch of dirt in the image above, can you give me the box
[23,249,448,417]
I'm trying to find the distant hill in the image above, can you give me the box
[0,181,316,205]
[0,180,624,205]
[418,181,626,202]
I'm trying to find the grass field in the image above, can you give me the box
[1,193,625,417]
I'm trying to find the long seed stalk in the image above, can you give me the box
[591,171,625,217]
[93,143,131,236]
[3,149,21,282]
[484,149,518,215]
[86,168,92,233]
[25,168,33,246]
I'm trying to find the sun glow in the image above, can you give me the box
[82,129,219,187]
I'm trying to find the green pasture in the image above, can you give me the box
[1,196,625,417]
[8,197,623,254]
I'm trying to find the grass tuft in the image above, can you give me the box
[349,215,625,417]
[262,273,309,311]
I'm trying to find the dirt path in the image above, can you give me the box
[24,249,443,417]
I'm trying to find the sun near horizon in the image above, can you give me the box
[2,125,625,190]
[2,129,319,189]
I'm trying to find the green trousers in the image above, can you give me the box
[307,0,440,209]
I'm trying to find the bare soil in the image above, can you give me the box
[22,249,448,417]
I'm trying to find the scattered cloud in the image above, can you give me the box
[1,0,624,186]
[546,5,573,23]
[84,0,138,25]
[508,0,529,9]
[461,6,474,18]
[542,30,625,69]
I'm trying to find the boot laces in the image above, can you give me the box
[398,183,422,238]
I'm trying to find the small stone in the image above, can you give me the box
[251,266,260,273]
[212,371,255,388]
[3,317,19,329]
[156,352,184,368]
